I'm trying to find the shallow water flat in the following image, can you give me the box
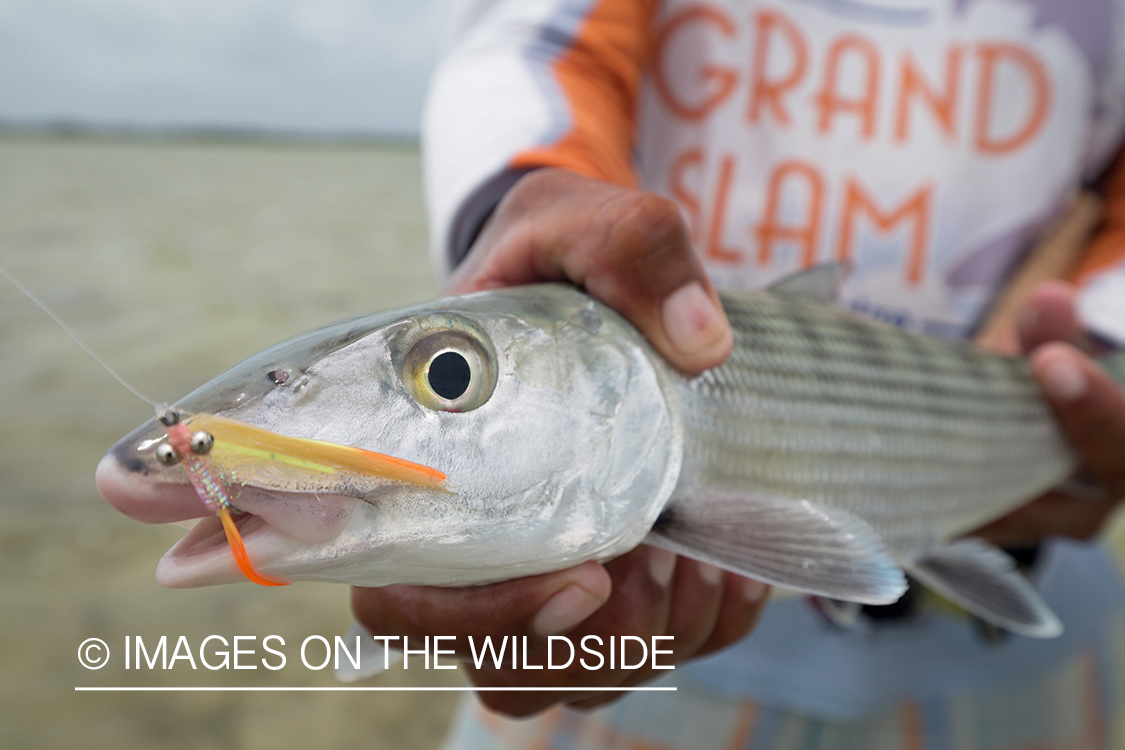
[0,133,455,750]
[3,133,1125,748]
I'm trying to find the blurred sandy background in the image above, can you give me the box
[4,129,1125,749]
[0,132,461,749]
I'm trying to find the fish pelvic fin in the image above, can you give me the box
[646,490,907,605]
[904,538,1063,639]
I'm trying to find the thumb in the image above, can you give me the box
[449,168,732,374]
[581,188,733,374]
[1031,342,1125,486]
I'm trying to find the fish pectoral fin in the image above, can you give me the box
[645,491,907,605]
[764,262,848,305]
[904,538,1063,639]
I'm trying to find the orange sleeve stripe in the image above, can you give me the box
[509,0,660,187]
[1072,148,1125,285]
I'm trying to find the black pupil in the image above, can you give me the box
[428,351,471,400]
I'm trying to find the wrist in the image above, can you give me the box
[448,167,537,269]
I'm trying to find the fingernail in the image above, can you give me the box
[739,577,767,603]
[648,547,677,587]
[697,562,723,586]
[662,281,727,358]
[532,585,603,637]
[1039,351,1087,401]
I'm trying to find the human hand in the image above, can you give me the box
[976,281,1125,547]
[351,168,769,715]
[448,167,733,371]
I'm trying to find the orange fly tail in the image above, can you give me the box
[217,507,290,587]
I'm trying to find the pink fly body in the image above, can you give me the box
[163,420,227,515]
[159,413,290,587]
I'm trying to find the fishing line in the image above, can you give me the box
[0,262,162,409]
[1,261,295,586]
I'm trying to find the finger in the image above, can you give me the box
[569,569,769,713]
[568,557,729,711]
[695,574,770,657]
[663,559,727,660]
[465,546,677,716]
[1016,282,1101,354]
[350,560,611,658]
[975,491,1121,547]
[1032,343,1125,486]
[449,169,732,374]
[581,189,732,374]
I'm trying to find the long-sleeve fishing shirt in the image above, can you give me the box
[422,0,1125,729]
[424,0,1125,343]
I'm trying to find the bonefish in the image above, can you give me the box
[95,266,1125,638]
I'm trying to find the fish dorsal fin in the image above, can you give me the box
[905,539,1063,638]
[646,490,907,605]
[766,262,849,305]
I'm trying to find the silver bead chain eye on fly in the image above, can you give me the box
[156,443,181,466]
[190,431,214,455]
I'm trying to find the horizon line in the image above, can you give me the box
[0,119,419,147]
[76,686,677,692]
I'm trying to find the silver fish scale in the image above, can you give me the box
[673,290,1075,558]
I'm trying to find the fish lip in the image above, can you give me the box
[155,514,306,588]
[96,450,206,524]
[95,451,355,545]
[97,450,344,588]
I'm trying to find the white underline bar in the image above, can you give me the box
[75,686,677,692]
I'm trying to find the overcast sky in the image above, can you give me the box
[0,0,458,136]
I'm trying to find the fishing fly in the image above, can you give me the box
[1,263,445,588]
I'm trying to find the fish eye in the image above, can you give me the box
[400,327,496,413]
[427,351,471,400]
[267,369,290,385]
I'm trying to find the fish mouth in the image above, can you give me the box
[155,512,313,588]
[95,451,353,587]
[96,408,452,587]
